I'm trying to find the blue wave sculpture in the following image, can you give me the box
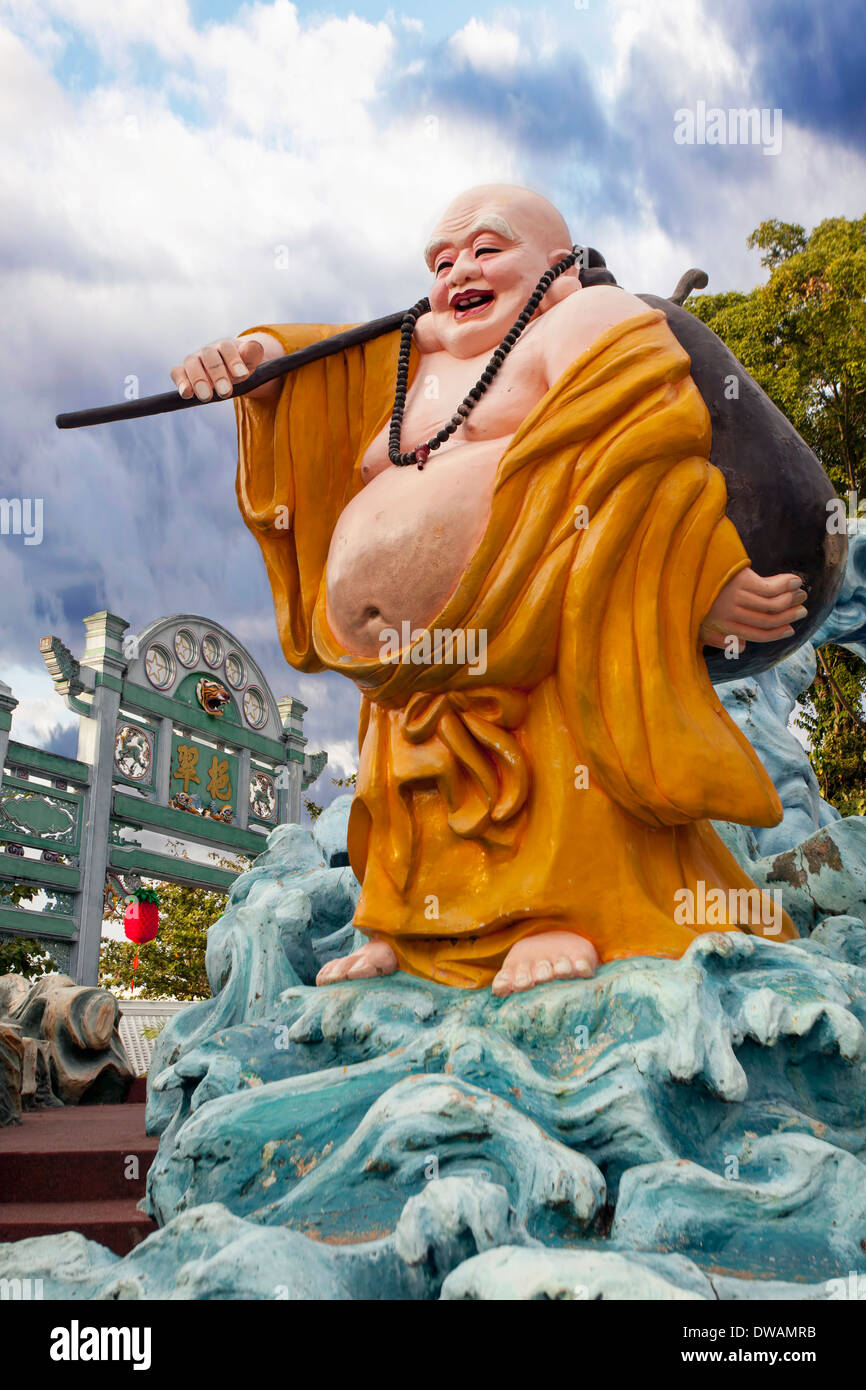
[4,533,866,1300]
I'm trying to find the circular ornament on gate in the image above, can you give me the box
[225,652,246,688]
[174,627,198,667]
[243,687,267,729]
[249,771,277,822]
[202,633,223,668]
[144,643,175,689]
[114,723,153,781]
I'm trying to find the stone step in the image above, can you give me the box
[0,1198,156,1255]
[0,1104,157,1203]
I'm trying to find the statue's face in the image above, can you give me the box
[424,191,567,359]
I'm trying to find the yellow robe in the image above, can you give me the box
[235,308,797,988]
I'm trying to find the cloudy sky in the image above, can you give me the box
[0,0,864,812]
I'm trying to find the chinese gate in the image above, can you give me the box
[0,611,326,984]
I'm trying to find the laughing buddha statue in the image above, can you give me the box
[171,184,806,996]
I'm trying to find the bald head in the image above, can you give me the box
[424,184,572,271]
[423,183,579,360]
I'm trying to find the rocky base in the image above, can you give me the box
[144,920,866,1296]
[2,795,865,1299]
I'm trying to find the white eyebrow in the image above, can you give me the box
[424,215,516,270]
[424,236,451,270]
[469,215,515,242]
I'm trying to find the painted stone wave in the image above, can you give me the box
[5,533,866,1300]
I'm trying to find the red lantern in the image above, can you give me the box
[123,898,159,944]
[122,888,160,992]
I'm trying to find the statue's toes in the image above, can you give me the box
[532,959,554,985]
[491,970,514,997]
[512,965,533,993]
[346,943,397,980]
[316,957,347,986]
[571,956,595,979]
[346,960,375,979]
[553,955,573,979]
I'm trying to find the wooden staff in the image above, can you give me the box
[53,250,622,430]
[55,307,418,429]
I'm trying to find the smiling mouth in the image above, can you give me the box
[451,290,495,320]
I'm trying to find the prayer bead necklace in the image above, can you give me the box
[388,246,583,469]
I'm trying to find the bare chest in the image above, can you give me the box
[359,330,548,481]
[324,329,549,656]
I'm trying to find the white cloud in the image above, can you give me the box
[582,0,866,298]
[322,739,358,780]
[448,18,521,75]
[599,0,750,105]
[2,663,78,748]
[17,0,194,65]
[595,118,866,301]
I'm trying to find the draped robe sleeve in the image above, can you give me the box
[234,322,415,672]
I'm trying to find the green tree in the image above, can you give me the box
[0,936,58,979]
[0,886,57,979]
[690,216,866,492]
[687,215,866,814]
[98,852,248,1001]
[795,648,866,816]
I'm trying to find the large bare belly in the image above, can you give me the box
[325,438,506,657]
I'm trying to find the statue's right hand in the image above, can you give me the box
[170,337,265,401]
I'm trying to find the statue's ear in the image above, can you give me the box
[548,246,580,273]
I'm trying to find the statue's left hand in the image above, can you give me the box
[700,569,808,651]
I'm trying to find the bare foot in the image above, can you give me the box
[492,931,599,998]
[316,939,398,986]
